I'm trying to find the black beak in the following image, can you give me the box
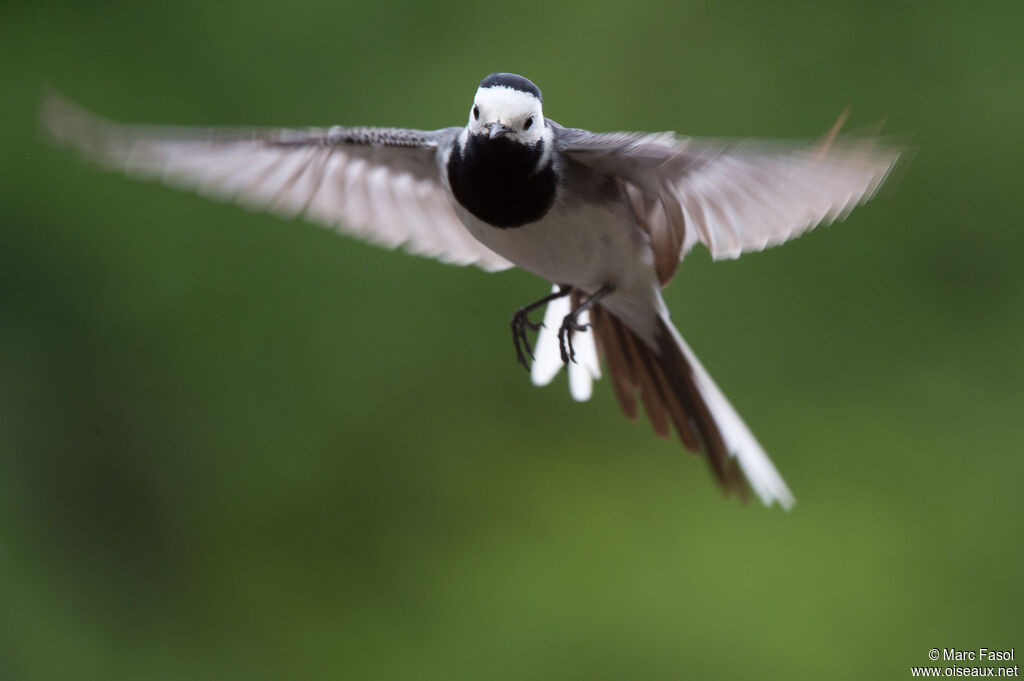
[486,122,514,139]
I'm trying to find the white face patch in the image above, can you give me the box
[468,85,547,145]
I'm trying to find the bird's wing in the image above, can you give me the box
[553,117,902,285]
[41,92,513,272]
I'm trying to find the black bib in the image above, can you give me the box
[447,135,557,228]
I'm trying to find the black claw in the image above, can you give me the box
[511,307,541,371]
[557,317,591,365]
[558,327,572,365]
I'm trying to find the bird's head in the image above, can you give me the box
[467,73,546,145]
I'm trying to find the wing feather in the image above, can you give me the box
[555,119,902,271]
[42,92,512,272]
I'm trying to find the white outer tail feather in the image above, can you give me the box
[661,316,796,510]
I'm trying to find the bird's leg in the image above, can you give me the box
[558,285,614,365]
[510,285,572,371]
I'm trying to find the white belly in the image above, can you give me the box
[451,193,656,297]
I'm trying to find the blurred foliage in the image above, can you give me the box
[2,1,1023,679]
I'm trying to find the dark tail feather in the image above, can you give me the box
[589,304,751,500]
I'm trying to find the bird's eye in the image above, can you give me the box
[473,105,480,120]
[523,115,534,130]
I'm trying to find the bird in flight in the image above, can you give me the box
[42,73,902,510]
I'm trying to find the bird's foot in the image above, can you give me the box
[510,307,544,370]
[557,313,591,365]
[556,284,615,365]
[508,285,573,371]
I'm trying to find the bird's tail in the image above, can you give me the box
[588,303,795,509]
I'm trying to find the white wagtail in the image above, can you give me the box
[42,73,903,509]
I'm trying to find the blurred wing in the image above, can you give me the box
[42,92,512,272]
[554,116,902,284]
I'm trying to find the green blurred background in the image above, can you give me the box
[2,1,1022,679]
